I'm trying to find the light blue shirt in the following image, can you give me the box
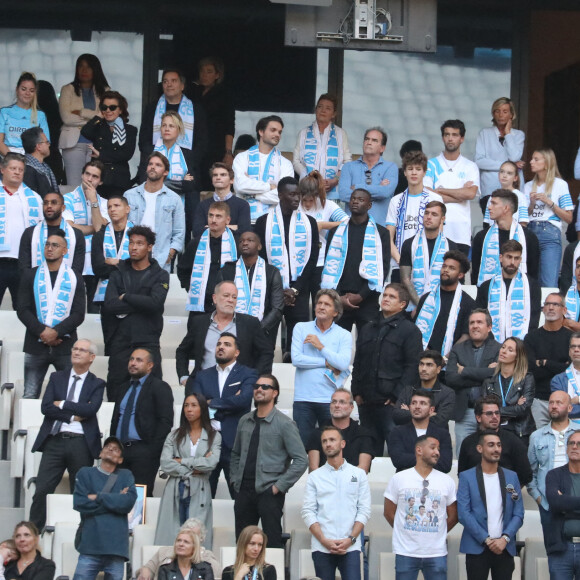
[116,374,149,441]
[0,105,50,151]
[338,158,398,226]
[124,184,185,271]
[302,459,371,553]
[291,319,352,403]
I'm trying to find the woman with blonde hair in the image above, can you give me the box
[483,336,535,445]
[222,526,276,580]
[157,528,214,580]
[0,72,49,155]
[3,521,54,580]
[475,97,525,215]
[524,148,573,287]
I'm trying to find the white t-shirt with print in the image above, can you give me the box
[524,177,573,231]
[384,467,457,558]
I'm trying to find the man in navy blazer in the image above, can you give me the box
[29,339,105,531]
[190,331,257,498]
[458,430,524,580]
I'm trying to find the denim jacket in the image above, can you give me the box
[124,184,185,271]
[527,421,580,510]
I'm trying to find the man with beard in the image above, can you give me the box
[19,191,85,273]
[384,435,457,579]
[302,426,371,580]
[551,333,580,420]
[190,332,257,498]
[414,250,475,362]
[476,240,541,342]
[458,430,523,579]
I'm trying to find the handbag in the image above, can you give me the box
[74,471,119,550]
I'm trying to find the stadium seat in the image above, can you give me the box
[516,509,542,541]
[131,524,155,573]
[10,398,44,478]
[523,536,547,580]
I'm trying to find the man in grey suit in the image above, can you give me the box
[445,309,501,456]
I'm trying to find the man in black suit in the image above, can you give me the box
[29,339,105,530]
[176,280,273,385]
[21,126,59,198]
[388,390,453,473]
[110,348,174,496]
[217,231,284,347]
[190,331,257,498]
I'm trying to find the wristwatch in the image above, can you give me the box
[502,534,510,543]
[91,202,99,208]
[290,287,299,296]
[349,535,357,545]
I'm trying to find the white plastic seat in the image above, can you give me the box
[61,541,79,578]
[212,526,236,555]
[298,548,317,578]
[212,499,235,528]
[536,557,548,579]
[141,545,169,575]
[368,457,396,483]
[368,531,393,579]
[42,494,79,557]
[516,509,542,541]
[52,521,78,577]
[131,524,156,574]
[283,501,306,533]
[97,402,115,438]
[272,362,296,391]
[523,536,547,580]
[289,528,310,580]
[10,398,44,478]
[146,497,161,528]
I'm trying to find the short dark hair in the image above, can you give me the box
[209,201,231,217]
[162,68,186,86]
[256,115,284,141]
[490,189,519,215]
[474,394,501,416]
[384,283,410,310]
[100,90,130,123]
[210,161,234,180]
[82,159,105,177]
[419,350,444,368]
[399,139,422,159]
[132,347,155,364]
[128,225,156,246]
[316,93,338,111]
[469,308,492,327]
[411,389,435,406]
[364,126,387,146]
[402,151,427,172]
[416,434,439,447]
[21,126,45,154]
[43,191,65,202]
[478,428,500,446]
[443,250,470,275]
[107,194,129,205]
[257,373,280,404]
[219,331,240,350]
[441,119,466,138]
[500,240,523,255]
[49,228,67,245]
[351,188,372,202]
[147,151,170,173]
[278,176,299,194]
[2,152,26,168]
[320,425,343,440]
[425,200,447,216]
[570,332,580,345]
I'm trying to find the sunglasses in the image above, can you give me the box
[364,169,372,185]
[253,383,275,390]
[99,104,119,112]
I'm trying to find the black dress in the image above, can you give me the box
[4,551,55,580]
[221,564,277,580]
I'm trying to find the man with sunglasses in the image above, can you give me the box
[458,395,532,486]
[384,434,458,580]
[230,373,307,548]
[338,126,398,227]
[528,391,579,551]
[21,126,59,198]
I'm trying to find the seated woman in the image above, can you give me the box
[3,521,55,580]
[137,518,221,579]
[80,90,137,198]
[157,529,214,580]
[222,526,277,580]
[155,392,221,549]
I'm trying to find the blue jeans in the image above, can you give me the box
[292,401,332,447]
[548,542,580,580]
[178,479,190,524]
[23,351,71,399]
[395,554,447,580]
[454,408,478,459]
[73,554,125,580]
[528,220,562,288]
[312,550,361,580]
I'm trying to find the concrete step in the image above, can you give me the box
[0,506,25,534]
[0,460,23,508]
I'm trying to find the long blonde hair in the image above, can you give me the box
[234,526,267,577]
[531,148,561,198]
[172,529,202,564]
[494,337,528,386]
[15,72,39,125]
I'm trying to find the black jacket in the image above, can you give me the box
[110,373,174,454]
[4,551,55,580]
[446,336,501,420]
[23,164,56,198]
[101,258,169,354]
[351,312,423,403]
[217,260,284,335]
[458,427,533,485]
[546,464,580,555]
[17,265,85,355]
[393,381,456,429]
[81,116,137,190]
[560,240,579,292]
[483,371,536,438]
[158,560,214,580]
[91,225,126,282]
[388,421,453,473]
[192,195,251,239]
[175,312,273,380]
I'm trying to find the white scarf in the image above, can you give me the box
[234,256,268,320]
[154,139,189,181]
[30,219,77,269]
[33,262,77,327]
[0,184,41,251]
[488,272,530,342]
[410,231,448,298]
[153,95,194,150]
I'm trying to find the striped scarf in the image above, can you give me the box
[33,262,77,327]
[154,139,189,181]
[234,256,267,320]
[111,117,126,146]
[25,154,59,191]
[30,219,76,269]
[566,284,580,323]
[0,184,41,251]
[394,190,430,254]
[153,95,194,150]
[246,145,281,221]
[566,365,580,398]
[303,122,341,195]
[411,231,448,298]
[488,272,530,342]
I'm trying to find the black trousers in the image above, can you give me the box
[209,447,236,499]
[234,482,285,548]
[465,548,515,580]
[337,292,380,333]
[83,275,99,314]
[0,258,20,309]
[121,441,159,497]
[358,401,395,457]
[283,290,310,353]
[106,343,162,402]
[29,433,93,530]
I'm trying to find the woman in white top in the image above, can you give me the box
[475,97,525,215]
[299,170,347,310]
[524,148,573,287]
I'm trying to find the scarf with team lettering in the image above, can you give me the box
[33,261,76,327]
[411,230,448,298]
[566,284,580,323]
[153,95,194,150]
[0,184,41,251]
[246,145,281,221]
[234,256,267,320]
[566,364,580,399]
[154,139,189,181]
[30,219,76,269]
[303,122,341,195]
[488,272,530,342]
[394,190,430,254]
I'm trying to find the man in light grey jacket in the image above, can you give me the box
[230,373,308,547]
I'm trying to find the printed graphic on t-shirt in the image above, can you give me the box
[403,488,442,533]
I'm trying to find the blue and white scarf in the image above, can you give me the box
[153,95,194,150]
[488,272,530,342]
[411,231,449,298]
[187,228,237,312]
[566,284,580,323]
[0,184,41,251]
[234,256,267,320]
[477,219,527,287]
[33,262,77,328]
[154,139,188,181]
[30,219,76,269]
[93,220,133,302]
[265,205,312,289]
[573,244,580,288]
[415,283,463,357]
[394,190,430,254]
[565,364,580,399]
[111,117,126,146]
[246,145,282,222]
[321,217,384,292]
[303,122,341,195]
